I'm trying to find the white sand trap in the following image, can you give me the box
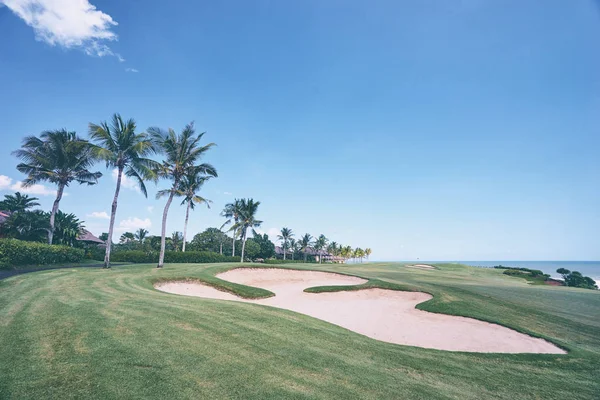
[406,264,436,270]
[156,268,565,354]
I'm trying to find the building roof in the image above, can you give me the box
[77,230,105,244]
[0,211,11,225]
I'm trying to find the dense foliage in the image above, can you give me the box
[0,238,84,268]
[109,250,238,263]
[557,268,597,290]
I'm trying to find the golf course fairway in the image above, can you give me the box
[1,262,599,399]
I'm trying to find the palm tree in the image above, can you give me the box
[299,233,313,262]
[89,114,158,268]
[277,227,294,260]
[171,231,183,252]
[149,122,217,268]
[134,228,148,243]
[327,241,338,257]
[289,238,298,260]
[53,211,84,246]
[0,192,40,213]
[178,170,212,252]
[365,248,372,261]
[221,199,243,256]
[120,232,135,243]
[314,234,328,264]
[12,129,102,244]
[231,199,262,262]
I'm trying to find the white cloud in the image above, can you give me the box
[147,206,154,213]
[0,175,12,190]
[223,191,232,195]
[112,169,140,192]
[117,217,151,232]
[125,67,138,73]
[0,175,58,196]
[1,0,120,58]
[87,211,110,219]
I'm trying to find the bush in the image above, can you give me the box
[110,250,238,264]
[0,238,84,269]
[263,259,308,264]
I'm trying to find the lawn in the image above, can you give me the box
[0,262,599,399]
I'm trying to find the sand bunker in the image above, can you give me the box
[406,264,436,270]
[156,268,565,354]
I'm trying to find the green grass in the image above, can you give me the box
[1,262,599,399]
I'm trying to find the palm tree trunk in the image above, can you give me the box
[104,166,123,268]
[219,241,223,255]
[283,243,286,260]
[291,250,294,261]
[304,251,307,262]
[182,201,190,252]
[240,229,246,262]
[158,187,176,268]
[231,228,236,256]
[48,183,65,244]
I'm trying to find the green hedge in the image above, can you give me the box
[110,250,238,264]
[263,259,309,264]
[0,238,84,269]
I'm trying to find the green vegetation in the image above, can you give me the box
[494,266,557,285]
[89,113,158,268]
[109,250,238,264]
[0,238,84,268]
[557,268,598,290]
[0,262,599,399]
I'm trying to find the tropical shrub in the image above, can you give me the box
[0,238,84,268]
[110,250,238,263]
[264,259,307,265]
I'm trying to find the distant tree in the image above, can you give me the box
[177,170,212,252]
[13,129,102,244]
[365,248,372,261]
[0,192,40,213]
[243,238,261,260]
[221,199,243,257]
[556,268,571,280]
[277,227,294,260]
[149,122,217,268]
[230,199,262,262]
[89,113,158,268]
[252,229,275,259]
[313,234,328,264]
[171,231,183,252]
[299,233,313,262]
[189,228,232,254]
[120,232,135,243]
[99,232,109,242]
[289,238,298,260]
[134,228,149,243]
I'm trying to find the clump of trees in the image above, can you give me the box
[557,268,597,290]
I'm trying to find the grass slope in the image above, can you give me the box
[0,262,599,399]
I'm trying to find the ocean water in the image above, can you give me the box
[456,261,600,283]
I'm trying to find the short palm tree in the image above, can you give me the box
[277,227,294,260]
[221,199,243,256]
[177,170,212,252]
[289,238,300,260]
[365,248,372,261]
[12,129,102,244]
[313,234,328,264]
[89,114,158,268]
[231,198,262,262]
[149,122,217,268]
[171,231,183,252]
[53,211,84,246]
[0,192,40,213]
[299,233,313,262]
[134,228,149,243]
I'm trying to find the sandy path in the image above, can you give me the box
[156,268,565,354]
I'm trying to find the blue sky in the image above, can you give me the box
[0,0,599,261]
